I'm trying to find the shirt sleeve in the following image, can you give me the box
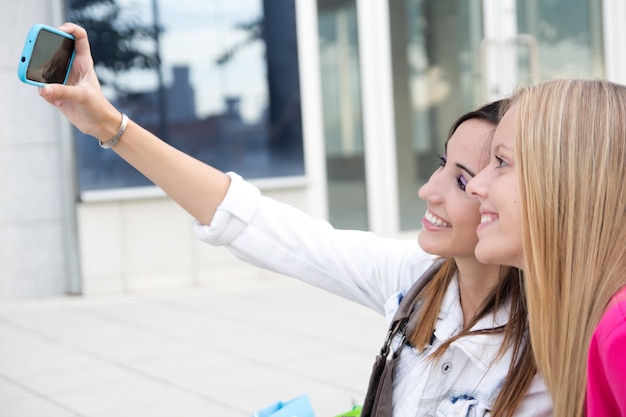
[193,172,438,314]
[587,295,626,417]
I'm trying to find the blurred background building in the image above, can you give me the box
[3,0,626,298]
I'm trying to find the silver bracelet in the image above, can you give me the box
[99,113,129,149]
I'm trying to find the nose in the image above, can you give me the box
[466,168,488,199]
[418,172,443,204]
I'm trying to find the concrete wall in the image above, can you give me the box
[0,0,78,297]
[77,184,312,295]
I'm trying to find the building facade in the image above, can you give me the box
[3,0,626,297]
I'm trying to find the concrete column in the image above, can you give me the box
[0,0,80,297]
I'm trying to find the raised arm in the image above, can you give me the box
[38,22,230,225]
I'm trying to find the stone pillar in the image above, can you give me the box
[0,0,80,297]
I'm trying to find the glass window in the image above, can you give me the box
[317,0,368,230]
[390,0,604,231]
[68,0,304,192]
[389,0,485,230]
[516,0,604,83]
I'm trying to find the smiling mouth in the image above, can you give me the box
[424,210,451,227]
[480,213,497,224]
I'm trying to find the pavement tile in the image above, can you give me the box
[0,273,385,416]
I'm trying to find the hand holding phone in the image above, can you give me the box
[18,24,76,86]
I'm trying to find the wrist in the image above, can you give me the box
[91,106,124,141]
[99,112,128,149]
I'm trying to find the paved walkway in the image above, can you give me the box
[0,273,385,417]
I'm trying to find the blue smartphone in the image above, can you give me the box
[18,24,75,87]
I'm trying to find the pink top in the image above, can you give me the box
[586,286,626,416]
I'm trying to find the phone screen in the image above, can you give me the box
[25,28,75,84]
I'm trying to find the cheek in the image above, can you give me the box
[508,196,523,232]
[450,200,482,230]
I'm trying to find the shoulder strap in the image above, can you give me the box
[378,257,445,358]
[360,258,445,417]
[391,257,445,324]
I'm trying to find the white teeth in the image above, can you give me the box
[481,214,495,224]
[425,211,451,227]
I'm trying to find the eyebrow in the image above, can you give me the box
[493,143,514,154]
[455,163,476,177]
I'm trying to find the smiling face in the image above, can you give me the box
[417,118,494,259]
[466,108,525,269]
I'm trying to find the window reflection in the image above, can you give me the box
[317,0,369,230]
[516,0,604,83]
[70,0,304,192]
[390,0,484,230]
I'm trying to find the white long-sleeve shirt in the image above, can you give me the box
[193,173,552,417]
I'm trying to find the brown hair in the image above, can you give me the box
[409,100,537,417]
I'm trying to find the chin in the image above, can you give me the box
[475,243,522,269]
[474,243,499,265]
[417,233,438,253]
[418,241,453,258]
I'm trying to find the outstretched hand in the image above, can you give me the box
[38,22,120,141]
[37,22,231,225]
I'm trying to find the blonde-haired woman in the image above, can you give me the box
[468,78,626,417]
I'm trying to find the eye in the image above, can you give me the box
[438,154,446,167]
[457,175,468,191]
[495,155,509,168]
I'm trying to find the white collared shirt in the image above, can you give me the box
[193,173,552,417]
[385,278,548,416]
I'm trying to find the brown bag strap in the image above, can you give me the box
[360,258,444,417]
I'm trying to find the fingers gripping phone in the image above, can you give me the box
[18,24,75,87]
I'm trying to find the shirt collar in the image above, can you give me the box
[434,276,512,370]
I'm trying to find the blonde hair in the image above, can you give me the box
[512,79,626,417]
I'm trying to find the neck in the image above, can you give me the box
[454,256,504,326]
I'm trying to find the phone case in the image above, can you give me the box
[18,24,76,87]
